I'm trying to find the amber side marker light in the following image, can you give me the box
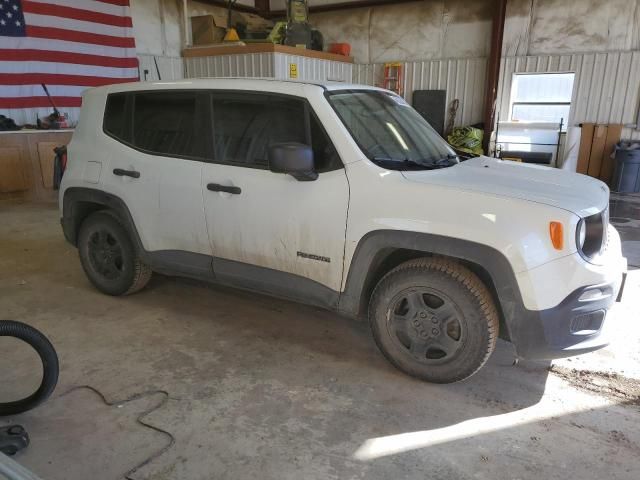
[549,222,564,250]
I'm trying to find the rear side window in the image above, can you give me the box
[131,92,206,159]
[103,93,128,141]
[211,93,342,171]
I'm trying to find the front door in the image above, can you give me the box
[201,92,349,306]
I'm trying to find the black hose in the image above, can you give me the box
[59,386,174,479]
[0,321,59,416]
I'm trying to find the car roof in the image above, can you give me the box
[99,77,386,95]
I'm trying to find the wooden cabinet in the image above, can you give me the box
[0,147,28,193]
[576,123,623,186]
[0,130,72,201]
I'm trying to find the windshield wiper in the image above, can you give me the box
[417,154,460,169]
[371,155,460,171]
[371,157,431,170]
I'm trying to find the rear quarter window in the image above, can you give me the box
[103,93,128,141]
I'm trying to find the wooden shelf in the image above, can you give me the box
[183,43,353,64]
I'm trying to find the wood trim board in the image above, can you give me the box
[183,43,354,63]
[576,123,623,185]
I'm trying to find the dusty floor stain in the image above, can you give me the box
[549,366,640,406]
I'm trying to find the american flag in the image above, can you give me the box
[0,0,138,125]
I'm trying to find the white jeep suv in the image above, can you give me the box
[59,79,627,383]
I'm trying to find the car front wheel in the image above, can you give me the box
[369,257,499,383]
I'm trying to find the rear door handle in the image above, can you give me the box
[207,183,241,195]
[113,168,140,179]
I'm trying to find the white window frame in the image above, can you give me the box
[509,72,575,130]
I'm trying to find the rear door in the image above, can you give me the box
[201,92,349,304]
[103,90,212,270]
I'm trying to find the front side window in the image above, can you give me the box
[213,95,307,168]
[131,92,206,159]
[211,93,272,167]
[211,94,342,172]
[327,90,457,170]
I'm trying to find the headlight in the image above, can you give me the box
[576,208,608,261]
[577,219,587,249]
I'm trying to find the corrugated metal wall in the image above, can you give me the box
[6,49,637,141]
[137,54,185,81]
[352,52,640,139]
[185,53,275,78]
[497,51,640,133]
[184,53,352,82]
[353,58,487,128]
[273,54,352,82]
[179,51,640,139]
[624,126,640,140]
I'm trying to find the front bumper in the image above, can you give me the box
[511,269,627,360]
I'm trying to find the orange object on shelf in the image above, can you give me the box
[383,62,403,96]
[328,43,351,57]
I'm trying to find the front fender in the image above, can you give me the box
[338,230,542,356]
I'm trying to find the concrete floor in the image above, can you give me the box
[1,197,639,480]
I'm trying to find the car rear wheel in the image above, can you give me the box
[78,211,151,296]
[369,257,499,383]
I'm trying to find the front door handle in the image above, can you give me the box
[207,183,241,195]
[113,168,140,179]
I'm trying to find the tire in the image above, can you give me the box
[369,257,499,383]
[77,210,152,296]
[0,321,59,416]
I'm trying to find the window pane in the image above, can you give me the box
[132,92,204,158]
[267,97,306,162]
[212,95,270,165]
[328,91,453,164]
[103,93,127,140]
[310,113,342,172]
[212,95,306,168]
[512,104,570,124]
[512,73,574,103]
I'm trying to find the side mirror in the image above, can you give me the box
[268,143,318,181]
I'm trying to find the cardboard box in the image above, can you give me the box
[191,15,226,46]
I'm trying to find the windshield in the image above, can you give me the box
[327,90,458,170]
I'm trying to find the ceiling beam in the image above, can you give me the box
[266,0,422,18]
[197,1,423,19]
[196,0,260,14]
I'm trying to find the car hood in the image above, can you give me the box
[401,156,609,218]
